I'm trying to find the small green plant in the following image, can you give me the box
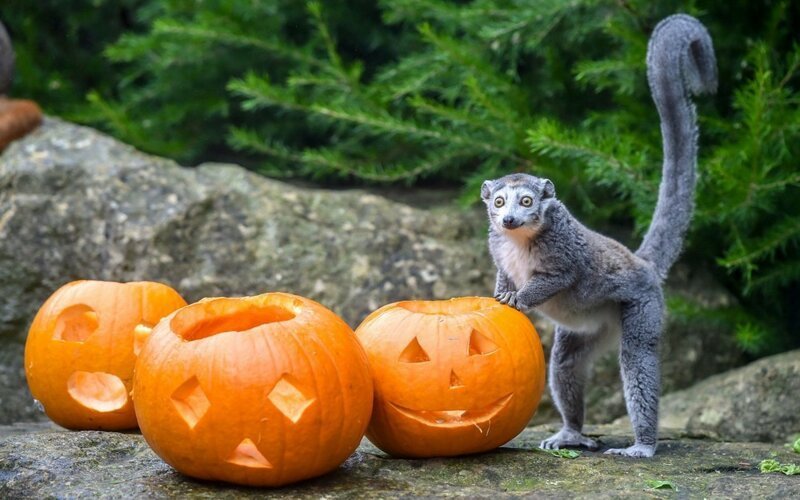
[645,479,676,491]
[791,437,800,454]
[759,459,800,475]
[540,448,581,459]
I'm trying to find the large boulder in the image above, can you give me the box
[651,350,800,442]
[0,119,741,424]
[1,423,797,497]
[0,119,492,422]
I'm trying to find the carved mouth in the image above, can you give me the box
[388,394,513,428]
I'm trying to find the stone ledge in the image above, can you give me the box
[1,423,797,498]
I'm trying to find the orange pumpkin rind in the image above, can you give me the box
[133,292,374,487]
[24,280,187,430]
[356,296,546,458]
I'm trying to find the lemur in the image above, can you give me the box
[481,14,717,458]
[0,19,42,152]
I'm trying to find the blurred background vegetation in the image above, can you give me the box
[2,0,798,356]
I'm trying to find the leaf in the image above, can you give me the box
[793,437,800,454]
[545,449,581,459]
[759,458,800,475]
[645,479,676,490]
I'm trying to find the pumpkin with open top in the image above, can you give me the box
[133,292,373,487]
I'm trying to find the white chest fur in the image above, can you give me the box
[495,235,540,290]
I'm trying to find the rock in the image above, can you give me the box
[2,422,798,497]
[641,350,800,442]
[0,119,492,423]
[0,119,741,425]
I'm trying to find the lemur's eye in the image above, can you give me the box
[494,197,505,208]
[520,196,533,207]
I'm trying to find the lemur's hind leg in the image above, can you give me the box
[540,327,605,450]
[605,291,663,458]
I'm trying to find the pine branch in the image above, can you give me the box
[417,23,519,97]
[747,259,800,294]
[229,126,472,182]
[146,19,321,68]
[719,216,800,269]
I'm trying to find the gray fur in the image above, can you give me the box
[0,20,13,96]
[481,14,716,458]
[636,14,717,279]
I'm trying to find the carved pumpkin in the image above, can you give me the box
[355,297,545,457]
[24,280,186,430]
[133,292,374,487]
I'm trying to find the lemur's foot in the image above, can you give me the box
[604,443,656,458]
[495,291,521,310]
[540,428,599,450]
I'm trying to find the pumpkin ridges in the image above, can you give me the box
[25,280,186,430]
[285,319,338,479]
[272,321,294,485]
[356,297,545,458]
[134,292,373,487]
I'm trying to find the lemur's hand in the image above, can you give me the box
[495,291,521,310]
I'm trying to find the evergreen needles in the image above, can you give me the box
[4,0,799,353]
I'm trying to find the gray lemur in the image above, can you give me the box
[481,14,717,458]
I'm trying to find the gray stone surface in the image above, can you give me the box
[1,422,798,498]
[0,119,742,425]
[646,350,800,443]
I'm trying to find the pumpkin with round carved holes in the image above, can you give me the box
[133,292,374,487]
[355,297,545,457]
[24,280,186,430]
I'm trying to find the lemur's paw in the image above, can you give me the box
[495,291,518,308]
[539,429,598,451]
[603,443,656,458]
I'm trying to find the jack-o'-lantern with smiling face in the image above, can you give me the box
[355,297,546,457]
[133,292,374,487]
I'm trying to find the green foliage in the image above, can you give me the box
[791,437,800,454]
[759,459,800,475]
[539,448,581,459]
[1,0,148,119]
[644,479,677,490]
[5,0,799,354]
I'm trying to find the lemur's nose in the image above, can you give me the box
[502,216,518,229]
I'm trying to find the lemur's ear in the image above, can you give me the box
[542,179,555,199]
[480,180,494,201]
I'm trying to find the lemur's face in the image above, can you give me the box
[481,174,555,234]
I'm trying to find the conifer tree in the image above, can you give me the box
[5,0,799,353]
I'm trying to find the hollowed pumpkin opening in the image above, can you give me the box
[53,304,99,343]
[171,298,297,342]
[67,371,128,412]
[396,297,494,316]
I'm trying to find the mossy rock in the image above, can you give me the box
[1,423,798,497]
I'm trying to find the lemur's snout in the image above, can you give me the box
[502,216,521,229]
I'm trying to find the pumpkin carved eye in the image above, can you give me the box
[520,195,533,207]
[494,197,505,208]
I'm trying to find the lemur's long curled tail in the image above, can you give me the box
[0,20,13,95]
[635,14,717,280]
